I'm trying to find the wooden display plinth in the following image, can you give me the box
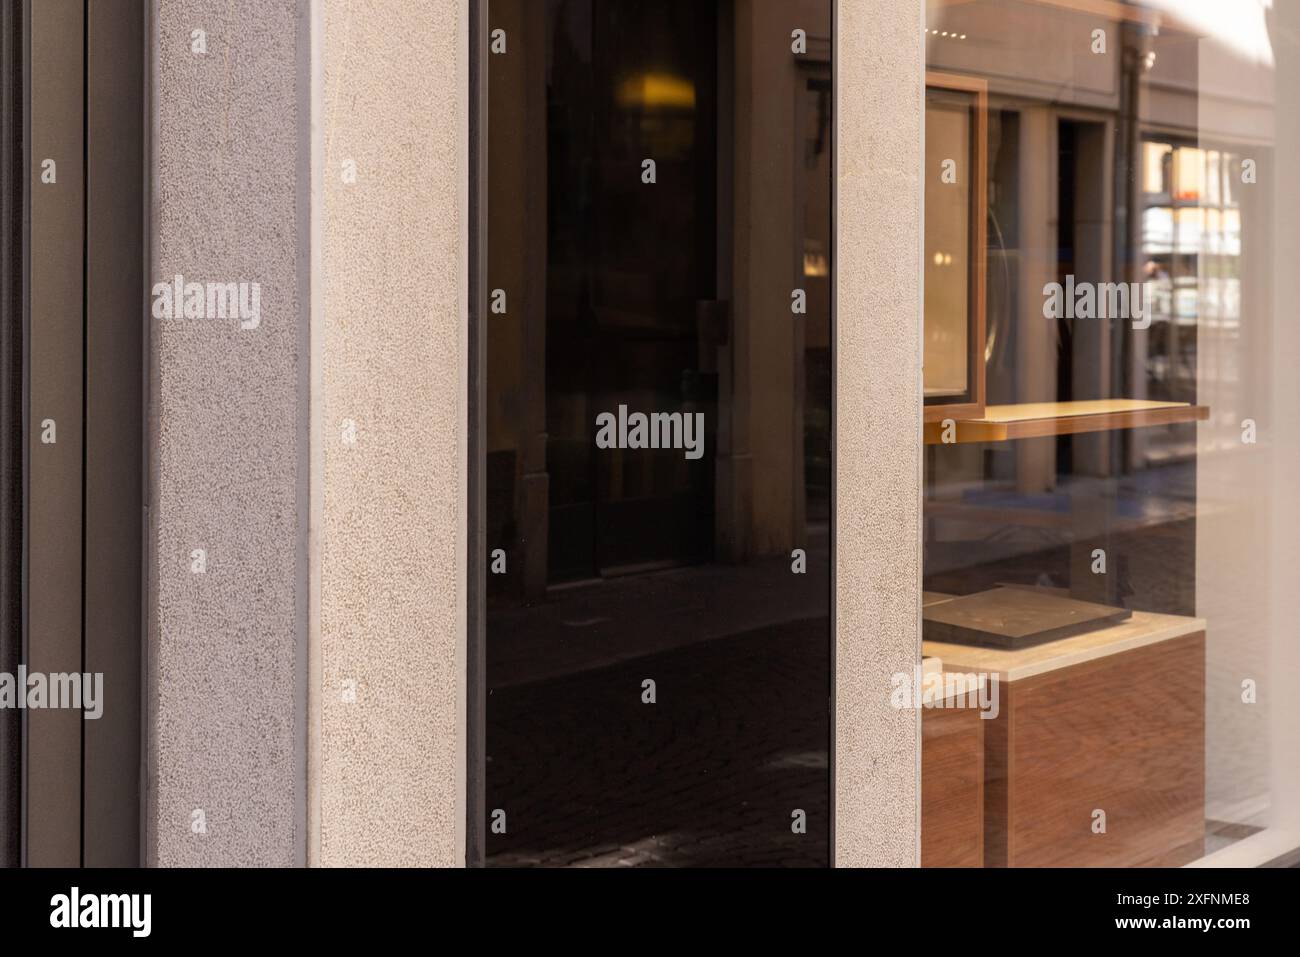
[922,691,985,867]
[925,611,1206,867]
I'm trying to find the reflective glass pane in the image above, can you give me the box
[922,0,1298,867]
[484,0,833,868]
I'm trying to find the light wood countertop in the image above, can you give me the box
[923,398,1209,444]
[923,609,1206,683]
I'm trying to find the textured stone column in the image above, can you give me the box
[834,0,924,867]
[315,0,468,867]
[147,0,311,867]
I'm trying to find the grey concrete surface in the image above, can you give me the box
[147,0,310,867]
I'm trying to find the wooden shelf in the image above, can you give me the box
[923,609,1206,683]
[923,399,1209,444]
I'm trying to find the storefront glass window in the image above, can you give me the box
[922,0,1299,867]
[482,0,833,867]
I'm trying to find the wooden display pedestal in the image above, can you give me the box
[923,611,1206,867]
[922,689,985,867]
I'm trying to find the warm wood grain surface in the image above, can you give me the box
[923,399,1210,443]
[984,633,1205,867]
[922,702,985,867]
[924,609,1205,682]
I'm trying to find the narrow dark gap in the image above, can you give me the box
[0,0,24,870]
[77,0,88,867]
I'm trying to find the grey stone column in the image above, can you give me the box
[146,0,311,867]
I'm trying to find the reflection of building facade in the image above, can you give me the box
[487,0,832,601]
[483,0,836,867]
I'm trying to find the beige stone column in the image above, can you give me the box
[834,0,924,867]
[315,0,469,867]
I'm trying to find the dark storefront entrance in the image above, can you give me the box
[544,0,718,581]
[480,0,833,867]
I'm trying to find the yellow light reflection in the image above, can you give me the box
[616,72,696,111]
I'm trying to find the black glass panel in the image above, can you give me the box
[484,0,832,867]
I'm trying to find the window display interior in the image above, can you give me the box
[920,0,1278,867]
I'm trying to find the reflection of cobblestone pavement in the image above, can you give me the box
[925,466,1198,615]
[488,526,830,689]
[486,617,830,868]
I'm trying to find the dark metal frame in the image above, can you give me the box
[827,0,837,867]
[23,0,85,867]
[466,0,488,867]
[81,0,144,868]
[0,0,23,869]
[921,72,987,424]
[10,0,142,868]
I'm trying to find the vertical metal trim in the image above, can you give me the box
[16,0,27,869]
[913,0,927,868]
[23,0,86,868]
[0,0,23,869]
[828,0,838,869]
[465,0,487,869]
[78,0,87,867]
[82,0,144,868]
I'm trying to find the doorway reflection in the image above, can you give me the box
[485,0,833,867]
